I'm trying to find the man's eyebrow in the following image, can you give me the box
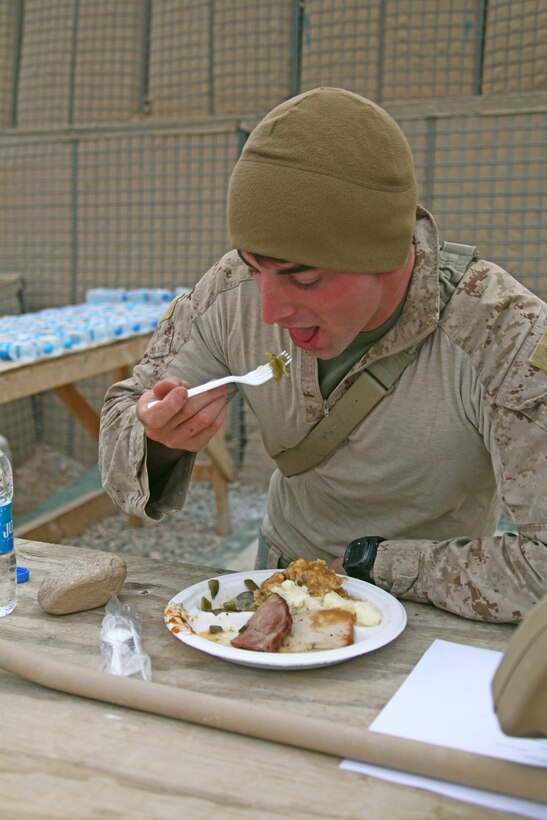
[237,249,317,275]
[277,263,317,275]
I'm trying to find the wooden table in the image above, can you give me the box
[0,336,233,537]
[0,538,523,819]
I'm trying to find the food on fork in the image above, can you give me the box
[265,350,291,381]
[148,350,291,407]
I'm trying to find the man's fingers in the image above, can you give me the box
[145,377,190,408]
[137,384,188,425]
[173,402,228,452]
[142,386,228,452]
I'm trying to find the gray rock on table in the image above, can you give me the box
[37,552,127,615]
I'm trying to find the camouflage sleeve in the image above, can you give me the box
[99,290,200,521]
[374,529,545,623]
[374,304,547,623]
[99,373,195,521]
[100,252,252,520]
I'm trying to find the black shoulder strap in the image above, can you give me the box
[273,242,477,477]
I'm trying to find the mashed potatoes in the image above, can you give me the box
[322,591,381,627]
[271,579,323,612]
[272,579,381,627]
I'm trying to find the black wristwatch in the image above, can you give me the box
[343,536,385,584]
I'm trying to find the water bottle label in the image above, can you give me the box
[0,503,14,554]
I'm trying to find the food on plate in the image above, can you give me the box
[199,588,255,613]
[165,559,383,655]
[229,559,381,653]
[272,580,381,627]
[281,609,356,652]
[322,590,381,627]
[271,579,323,612]
[229,591,359,654]
[230,593,292,652]
[254,558,347,605]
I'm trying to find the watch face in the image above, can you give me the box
[345,540,367,569]
[343,537,382,584]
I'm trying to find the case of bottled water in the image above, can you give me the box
[0,287,185,363]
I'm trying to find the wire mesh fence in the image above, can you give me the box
[0,0,545,522]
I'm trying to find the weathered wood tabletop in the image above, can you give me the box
[1,538,521,818]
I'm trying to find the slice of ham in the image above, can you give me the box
[230,594,293,652]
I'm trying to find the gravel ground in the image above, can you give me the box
[14,445,267,567]
[13,444,88,517]
[61,480,267,566]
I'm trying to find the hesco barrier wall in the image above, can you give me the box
[0,0,546,509]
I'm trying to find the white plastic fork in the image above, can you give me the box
[147,350,291,407]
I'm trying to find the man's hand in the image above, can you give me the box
[136,378,228,452]
[329,556,347,575]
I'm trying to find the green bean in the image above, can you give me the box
[265,352,289,381]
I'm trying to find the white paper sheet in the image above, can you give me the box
[341,640,547,816]
[340,760,547,819]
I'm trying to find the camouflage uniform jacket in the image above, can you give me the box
[99,207,547,622]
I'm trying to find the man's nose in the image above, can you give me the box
[259,279,296,325]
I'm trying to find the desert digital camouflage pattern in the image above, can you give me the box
[99,208,546,623]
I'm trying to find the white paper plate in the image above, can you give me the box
[164,570,407,670]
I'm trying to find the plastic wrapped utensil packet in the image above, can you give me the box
[100,596,151,681]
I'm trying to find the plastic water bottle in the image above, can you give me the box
[87,320,113,345]
[0,448,16,617]
[60,326,93,350]
[134,312,159,333]
[0,338,40,362]
[86,288,127,304]
[109,317,131,339]
[125,289,153,304]
[36,334,64,357]
[125,288,173,304]
[147,289,173,304]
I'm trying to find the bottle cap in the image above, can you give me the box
[17,566,30,583]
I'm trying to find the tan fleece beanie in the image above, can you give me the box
[228,87,417,273]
